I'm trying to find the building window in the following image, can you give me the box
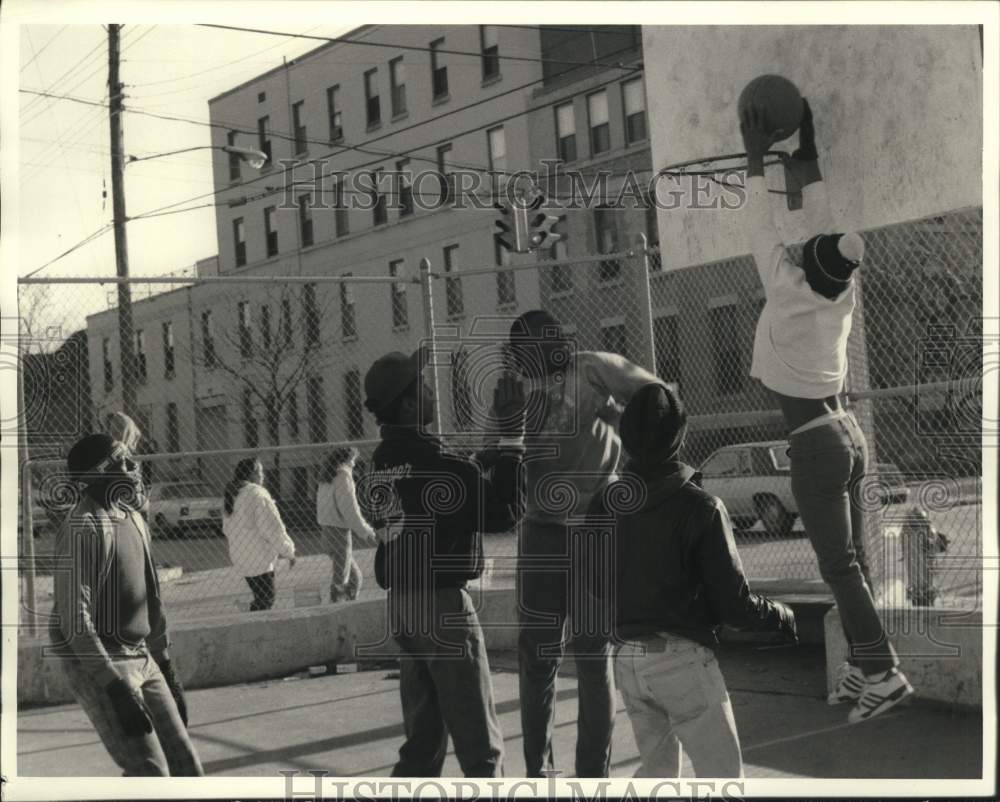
[233,217,246,267]
[166,402,179,453]
[333,178,349,237]
[390,57,407,117]
[292,466,309,504]
[396,158,414,217]
[709,303,745,395]
[257,91,266,103]
[162,321,175,379]
[292,100,307,155]
[550,224,572,294]
[594,207,621,281]
[102,336,113,392]
[494,235,516,306]
[600,322,629,360]
[430,38,448,99]
[264,206,278,257]
[344,369,364,440]
[307,376,327,442]
[340,277,357,339]
[436,143,454,205]
[371,169,388,226]
[653,314,681,389]
[134,330,147,383]
[364,68,381,128]
[487,126,506,174]
[226,131,240,181]
[327,85,343,142]
[201,310,216,367]
[555,102,577,163]
[298,194,314,247]
[281,298,293,346]
[443,244,463,319]
[303,283,320,348]
[389,259,408,328]
[622,77,647,145]
[587,90,610,156]
[260,304,272,351]
[238,301,252,358]
[480,25,500,81]
[287,388,299,439]
[257,116,271,165]
[243,389,258,448]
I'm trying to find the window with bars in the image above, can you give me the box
[436,143,454,205]
[487,126,506,174]
[243,389,258,448]
[238,301,252,358]
[292,100,307,155]
[622,78,647,145]
[396,158,414,217]
[281,298,293,346]
[333,178,349,237]
[344,369,365,440]
[389,259,409,327]
[594,207,621,281]
[364,68,381,128]
[102,336,113,391]
[587,90,610,156]
[340,277,357,339]
[260,304,272,351]
[162,321,175,378]
[326,85,343,142]
[166,402,179,452]
[480,25,500,81]
[372,169,388,226]
[227,131,240,181]
[303,283,320,348]
[443,244,463,319]
[299,194,314,247]
[201,310,216,367]
[264,206,278,257]
[307,376,327,442]
[287,388,300,439]
[430,38,448,99]
[233,217,246,267]
[390,57,407,116]
[494,235,516,306]
[555,102,577,163]
[709,302,745,395]
[653,314,681,389]
[257,116,272,166]
[134,330,147,383]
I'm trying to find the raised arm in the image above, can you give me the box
[579,351,662,408]
[741,103,786,290]
[787,100,834,236]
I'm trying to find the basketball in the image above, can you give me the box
[738,74,804,141]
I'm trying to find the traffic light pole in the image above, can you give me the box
[109,24,137,418]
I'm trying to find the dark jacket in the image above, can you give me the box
[588,460,787,648]
[361,425,525,590]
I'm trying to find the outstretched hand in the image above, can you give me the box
[740,104,781,169]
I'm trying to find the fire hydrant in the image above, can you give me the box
[900,506,948,607]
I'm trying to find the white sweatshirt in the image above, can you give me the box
[747,176,856,399]
[222,483,296,577]
[316,468,378,544]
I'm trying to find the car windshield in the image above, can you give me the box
[701,450,740,477]
[770,446,791,471]
[160,484,214,500]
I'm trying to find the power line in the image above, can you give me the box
[19,25,69,73]
[197,23,644,74]
[22,224,114,279]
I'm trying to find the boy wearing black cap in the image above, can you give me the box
[590,383,798,778]
[741,100,912,722]
[359,349,526,778]
[49,433,202,776]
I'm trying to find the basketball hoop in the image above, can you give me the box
[657,150,803,210]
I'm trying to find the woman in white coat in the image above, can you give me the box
[222,457,296,611]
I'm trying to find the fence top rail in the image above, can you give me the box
[18,275,420,286]
[441,249,639,278]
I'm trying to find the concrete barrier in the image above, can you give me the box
[824,606,982,709]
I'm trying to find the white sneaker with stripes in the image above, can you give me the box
[848,668,914,723]
[827,662,866,705]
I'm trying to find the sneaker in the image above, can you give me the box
[848,668,914,723]
[828,662,866,705]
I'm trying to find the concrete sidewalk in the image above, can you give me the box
[17,644,981,779]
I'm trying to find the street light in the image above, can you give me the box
[127,145,269,170]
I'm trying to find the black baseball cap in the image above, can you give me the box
[364,347,428,413]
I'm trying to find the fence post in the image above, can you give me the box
[419,257,443,435]
[631,233,657,374]
[18,360,38,636]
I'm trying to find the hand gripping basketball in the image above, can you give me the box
[740,105,782,165]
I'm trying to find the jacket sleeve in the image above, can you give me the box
[136,512,170,663]
[803,179,834,237]
[256,489,296,559]
[697,499,785,633]
[471,445,526,534]
[745,176,785,293]
[51,515,120,687]
[580,351,663,407]
[334,472,379,544]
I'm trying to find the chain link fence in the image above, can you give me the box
[16,205,984,627]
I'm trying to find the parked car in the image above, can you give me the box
[147,481,222,538]
[699,441,910,538]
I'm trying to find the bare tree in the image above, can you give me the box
[18,284,55,354]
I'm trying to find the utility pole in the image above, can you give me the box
[109,24,137,418]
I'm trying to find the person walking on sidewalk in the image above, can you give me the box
[222,457,297,612]
[359,349,526,778]
[589,383,798,778]
[50,433,203,776]
[504,309,664,778]
[317,445,379,602]
[740,99,913,722]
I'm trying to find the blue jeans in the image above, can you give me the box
[789,412,898,674]
[389,586,504,777]
[517,520,615,778]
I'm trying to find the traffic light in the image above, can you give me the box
[494,201,529,253]
[527,201,563,251]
